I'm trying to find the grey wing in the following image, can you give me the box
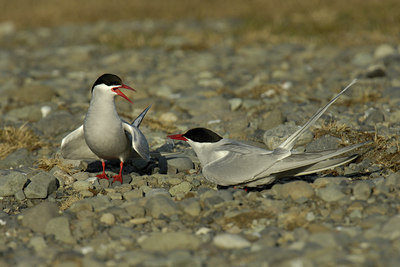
[202,151,283,186]
[264,143,364,175]
[132,104,151,127]
[242,154,359,187]
[204,142,365,187]
[60,125,98,160]
[123,122,150,161]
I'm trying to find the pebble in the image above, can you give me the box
[45,216,75,244]
[21,202,59,233]
[0,171,28,197]
[29,236,47,252]
[213,233,251,249]
[53,170,75,186]
[280,181,315,201]
[317,184,346,202]
[72,180,92,192]
[72,172,90,181]
[305,135,340,152]
[165,156,194,172]
[179,197,201,216]
[139,232,201,251]
[352,182,372,200]
[123,189,143,200]
[24,172,57,199]
[145,194,180,218]
[374,44,396,59]
[228,98,243,111]
[100,213,116,225]
[169,181,192,196]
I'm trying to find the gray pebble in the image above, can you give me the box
[21,202,59,233]
[352,182,372,200]
[317,184,346,202]
[24,172,57,199]
[280,181,315,201]
[166,155,194,172]
[45,216,75,244]
[14,190,26,201]
[72,180,92,192]
[53,170,75,186]
[123,189,143,200]
[29,236,47,252]
[179,198,201,217]
[0,170,27,197]
[169,181,192,196]
[72,172,90,181]
[139,232,201,251]
[146,187,170,197]
[305,135,341,152]
[124,201,145,218]
[85,195,112,212]
[385,172,400,187]
[145,194,180,218]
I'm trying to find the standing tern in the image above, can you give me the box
[61,73,151,183]
[168,79,365,187]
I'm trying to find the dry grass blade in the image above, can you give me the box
[314,122,400,172]
[59,193,84,211]
[0,125,44,159]
[36,158,80,175]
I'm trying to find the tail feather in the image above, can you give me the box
[132,104,152,127]
[278,79,357,151]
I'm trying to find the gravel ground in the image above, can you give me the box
[0,19,400,266]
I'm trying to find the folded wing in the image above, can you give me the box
[60,125,98,160]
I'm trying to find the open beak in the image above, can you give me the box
[167,134,188,141]
[113,84,136,104]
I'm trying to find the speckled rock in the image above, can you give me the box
[0,170,27,197]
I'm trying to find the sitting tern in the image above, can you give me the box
[61,73,151,183]
[168,80,365,187]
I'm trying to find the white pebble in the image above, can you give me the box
[100,213,115,225]
[40,105,51,118]
[213,233,251,249]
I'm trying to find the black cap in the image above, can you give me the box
[91,74,122,92]
[183,128,223,143]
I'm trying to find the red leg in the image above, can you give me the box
[112,161,124,183]
[96,160,109,180]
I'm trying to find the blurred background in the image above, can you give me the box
[1,0,399,46]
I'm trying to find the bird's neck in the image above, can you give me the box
[85,91,121,128]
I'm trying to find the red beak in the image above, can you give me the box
[167,134,188,141]
[113,84,136,104]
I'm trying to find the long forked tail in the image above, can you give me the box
[132,104,152,127]
[278,79,357,151]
